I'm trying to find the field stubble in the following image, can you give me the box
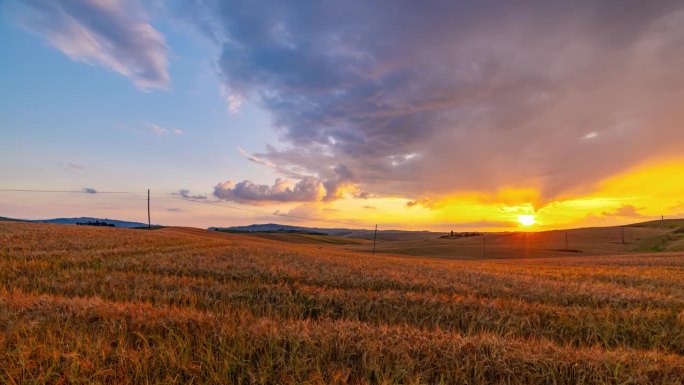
[0,222,683,384]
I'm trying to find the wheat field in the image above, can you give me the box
[1,222,683,384]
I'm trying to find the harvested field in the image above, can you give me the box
[1,222,683,384]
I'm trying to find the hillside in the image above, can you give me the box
[235,232,370,245]
[39,217,150,228]
[345,225,684,259]
[0,221,683,384]
[212,222,436,238]
[0,216,28,222]
[0,215,150,228]
[629,218,684,229]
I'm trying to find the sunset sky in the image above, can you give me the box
[2,1,684,231]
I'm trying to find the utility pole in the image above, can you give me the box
[371,224,378,256]
[147,189,151,230]
[621,226,625,244]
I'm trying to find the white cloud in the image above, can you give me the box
[220,85,243,113]
[145,122,182,136]
[10,0,170,90]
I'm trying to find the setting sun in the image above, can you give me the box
[518,215,536,227]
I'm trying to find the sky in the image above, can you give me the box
[1,0,684,231]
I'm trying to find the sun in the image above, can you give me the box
[517,215,536,227]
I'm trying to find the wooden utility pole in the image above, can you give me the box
[371,224,378,256]
[147,189,151,230]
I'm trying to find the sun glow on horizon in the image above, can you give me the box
[517,215,537,227]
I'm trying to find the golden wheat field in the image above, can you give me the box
[1,222,684,384]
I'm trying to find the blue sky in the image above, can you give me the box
[2,1,684,230]
[0,3,284,226]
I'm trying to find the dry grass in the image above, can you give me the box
[343,226,682,259]
[1,222,683,384]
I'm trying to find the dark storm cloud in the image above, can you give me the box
[186,1,684,205]
[9,0,169,90]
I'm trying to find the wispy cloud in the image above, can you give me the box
[9,0,170,90]
[174,189,207,200]
[82,187,97,194]
[602,204,644,217]
[57,161,84,171]
[238,147,274,168]
[445,220,518,229]
[145,122,183,136]
[221,85,243,113]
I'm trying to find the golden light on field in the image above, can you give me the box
[517,215,536,227]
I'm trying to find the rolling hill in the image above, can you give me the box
[0,216,150,228]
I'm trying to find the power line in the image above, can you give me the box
[0,189,138,194]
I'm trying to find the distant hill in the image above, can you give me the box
[214,223,331,234]
[40,217,150,228]
[0,216,150,228]
[628,218,684,229]
[210,223,438,239]
[0,216,29,222]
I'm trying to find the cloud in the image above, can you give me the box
[322,164,357,201]
[214,177,325,203]
[354,191,372,199]
[145,122,182,136]
[166,207,182,212]
[220,85,243,113]
[184,1,684,205]
[9,0,169,90]
[670,202,684,211]
[406,199,440,209]
[82,187,97,194]
[363,205,377,210]
[238,147,275,167]
[447,220,518,229]
[175,189,207,200]
[602,204,644,217]
[57,162,84,171]
[406,199,429,208]
[213,163,358,204]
